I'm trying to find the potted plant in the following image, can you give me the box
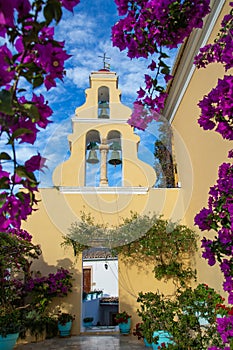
[133,322,153,348]
[57,312,75,337]
[0,309,22,350]
[137,292,175,349]
[83,317,94,327]
[115,311,131,334]
[136,284,228,350]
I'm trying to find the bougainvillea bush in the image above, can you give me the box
[112,0,211,129]
[0,230,73,337]
[0,0,79,233]
[0,0,79,337]
[193,4,233,349]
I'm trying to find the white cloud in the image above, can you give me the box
[66,66,91,88]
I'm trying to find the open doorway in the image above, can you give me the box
[81,248,119,332]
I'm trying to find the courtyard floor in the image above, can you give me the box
[15,335,146,350]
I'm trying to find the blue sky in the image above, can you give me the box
[10,0,177,187]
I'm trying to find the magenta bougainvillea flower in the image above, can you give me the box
[60,0,80,12]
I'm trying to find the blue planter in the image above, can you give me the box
[0,333,19,350]
[152,331,174,350]
[119,318,131,334]
[58,321,72,337]
[83,321,93,328]
[143,337,153,347]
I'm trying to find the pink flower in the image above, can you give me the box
[0,44,15,85]
[0,0,30,36]
[35,42,71,90]
[25,153,47,173]
[32,94,53,128]
[60,0,80,12]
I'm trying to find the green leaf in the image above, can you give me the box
[0,152,11,160]
[33,75,44,88]
[21,103,40,121]
[15,191,26,202]
[155,86,165,93]
[44,0,62,24]
[0,177,10,189]
[8,128,33,144]
[160,52,169,59]
[0,90,14,115]
[158,60,168,68]
[16,166,38,183]
[161,67,170,75]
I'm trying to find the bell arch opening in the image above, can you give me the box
[107,130,122,187]
[98,86,110,119]
[85,130,101,186]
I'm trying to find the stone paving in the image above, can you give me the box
[15,335,146,350]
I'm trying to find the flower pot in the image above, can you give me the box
[83,321,93,328]
[0,333,19,350]
[143,337,153,347]
[58,321,72,337]
[152,331,174,350]
[119,318,131,334]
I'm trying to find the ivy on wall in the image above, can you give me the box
[112,214,197,286]
[62,211,197,286]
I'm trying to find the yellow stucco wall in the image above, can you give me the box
[23,187,184,334]
[23,190,82,335]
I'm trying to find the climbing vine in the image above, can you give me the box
[113,214,197,286]
[63,212,197,286]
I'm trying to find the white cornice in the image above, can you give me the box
[71,118,128,124]
[59,186,149,194]
[164,0,225,122]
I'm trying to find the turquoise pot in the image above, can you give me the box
[152,331,174,350]
[58,321,72,337]
[119,318,131,334]
[0,333,19,350]
[83,321,93,328]
[143,338,153,347]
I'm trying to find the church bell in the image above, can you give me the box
[108,141,122,166]
[108,150,122,166]
[98,102,109,119]
[86,149,99,164]
[86,142,99,164]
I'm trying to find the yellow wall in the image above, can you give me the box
[23,190,82,335]
[23,187,184,334]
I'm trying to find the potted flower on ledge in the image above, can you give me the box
[83,317,94,328]
[115,311,131,334]
[57,312,75,337]
[0,309,22,350]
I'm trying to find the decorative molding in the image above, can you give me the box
[71,118,128,124]
[59,186,149,194]
[164,0,225,122]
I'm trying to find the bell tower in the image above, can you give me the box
[53,68,156,190]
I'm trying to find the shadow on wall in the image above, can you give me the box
[29,254,82,335]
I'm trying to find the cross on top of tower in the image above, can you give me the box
[98,52,111,70]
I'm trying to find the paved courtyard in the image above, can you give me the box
[15,335,146,350]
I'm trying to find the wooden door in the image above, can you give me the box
[83,268,91,293]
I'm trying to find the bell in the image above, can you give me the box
[98,101,109,119]
[108,150,122,166]
[86,149,99,164]
[99,106,109,119]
